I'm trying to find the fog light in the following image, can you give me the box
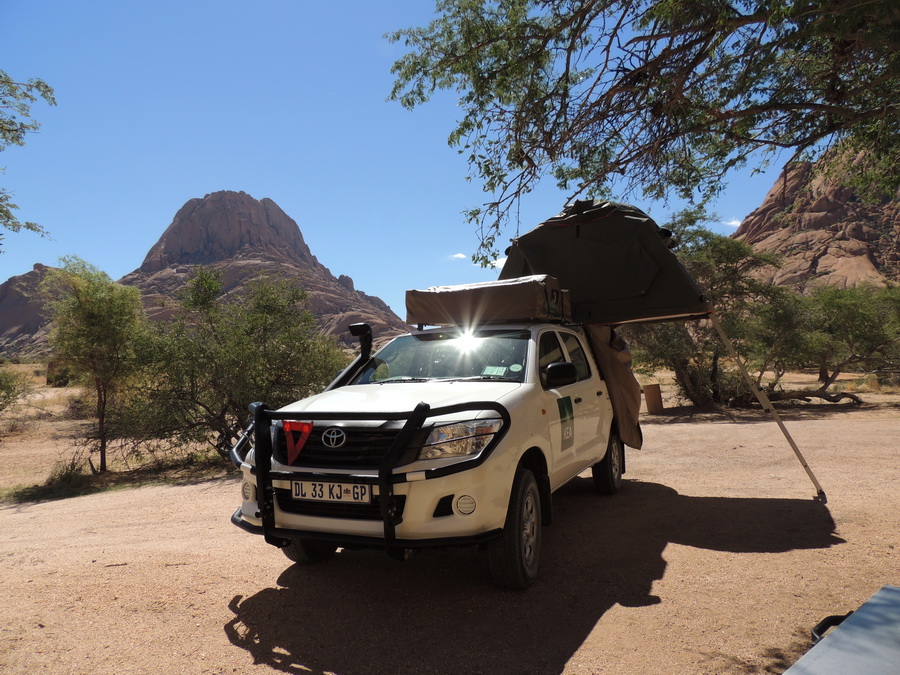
[241,482,256,501]
[456,495,476,515]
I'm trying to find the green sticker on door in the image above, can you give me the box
[557,396,574,450]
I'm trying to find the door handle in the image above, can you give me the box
[574,397,583,404]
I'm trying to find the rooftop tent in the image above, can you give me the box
[499,200,826,498]
[497,199,712,451]
[498,200,712,325]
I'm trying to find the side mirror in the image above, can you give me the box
[545,361,578,388]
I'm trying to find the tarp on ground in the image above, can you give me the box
[498,200,711,325]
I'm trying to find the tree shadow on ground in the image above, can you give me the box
[224,479,843,675]
[3,461,231,504]
[641,400,900,424]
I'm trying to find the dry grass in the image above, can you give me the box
[1,361,48,384]
[1,365,229,502]
[1,382,83,436]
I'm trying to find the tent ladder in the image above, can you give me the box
[710,313,827,502]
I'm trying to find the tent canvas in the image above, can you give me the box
[584,324,643,450]
[499,200,711,325]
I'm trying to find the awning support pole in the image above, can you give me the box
[710,313,827,502]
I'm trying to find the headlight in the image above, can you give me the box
[419,419,503,460]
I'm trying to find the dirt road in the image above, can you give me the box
[1,406,898,674]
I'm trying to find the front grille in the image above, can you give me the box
[274,425,425,469]
[275,488,406,521]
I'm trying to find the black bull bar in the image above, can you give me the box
[231,400,510,551]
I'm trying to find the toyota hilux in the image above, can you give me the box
[231,277,635,589]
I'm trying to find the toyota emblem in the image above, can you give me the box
[321,427,347,448]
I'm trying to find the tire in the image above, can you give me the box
[281,538,338,564]
[488,468,542,590]
[592,429,624,494]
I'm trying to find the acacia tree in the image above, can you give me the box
[389,0,900,262]
[119,269,347,460]
[807,286,900,388]
[1,69,55,250]
[721,284,899,405]
[43,257,144,472]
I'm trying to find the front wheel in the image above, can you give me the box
[281,538,338,564]
[488,468,542,589]
[592,430,624,494]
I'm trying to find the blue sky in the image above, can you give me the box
[3,0,779,319]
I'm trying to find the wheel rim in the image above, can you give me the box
[520,488,539,570]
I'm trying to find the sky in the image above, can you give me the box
[2,0,780,320]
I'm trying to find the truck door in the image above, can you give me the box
[539,330,595,487]
[558,330,612,474]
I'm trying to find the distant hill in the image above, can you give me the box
[0,191,408,357]
[734,159,900,291]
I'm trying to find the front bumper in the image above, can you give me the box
[235,456,512,542]
[232,400,511,553]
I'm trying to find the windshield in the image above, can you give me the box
[351,330,530,384]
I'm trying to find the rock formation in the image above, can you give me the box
[0,191,408,357]
[734,160,900,291]
[0,264,53,356]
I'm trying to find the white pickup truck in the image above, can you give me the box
[231,277,637,588]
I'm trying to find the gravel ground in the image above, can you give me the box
[0,394,897,674]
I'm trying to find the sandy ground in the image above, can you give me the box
[0,382,898,674]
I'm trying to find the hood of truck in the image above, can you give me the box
[278,381,523,419]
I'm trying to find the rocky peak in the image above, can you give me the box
[734,160,900,291]
[139,190,323,273]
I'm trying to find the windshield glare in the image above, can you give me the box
[352,330,530,384]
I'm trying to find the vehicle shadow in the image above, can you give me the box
[224,480,843,675]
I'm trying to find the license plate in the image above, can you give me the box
[292,481,371,504]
